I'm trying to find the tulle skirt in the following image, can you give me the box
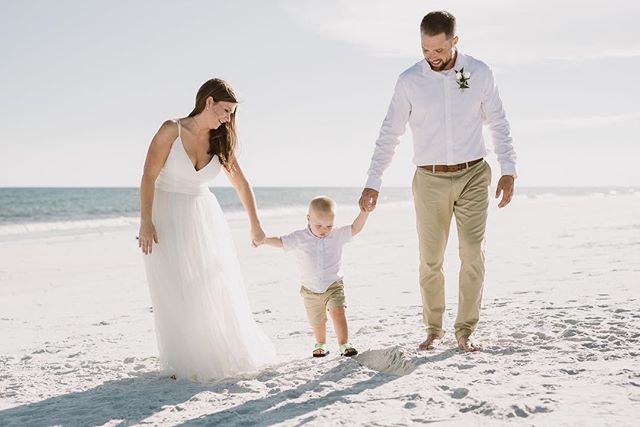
[143,188,275,381]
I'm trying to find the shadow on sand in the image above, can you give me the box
[0,347,457,426]
[0,373,219,426]
[180,347,458,426]
[179,360,399,426]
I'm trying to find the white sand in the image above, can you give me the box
[1,193,639,426]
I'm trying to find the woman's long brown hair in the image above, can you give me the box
[188,78,238,171]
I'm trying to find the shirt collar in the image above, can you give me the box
[421,49,465,77]
[306,225,323,240]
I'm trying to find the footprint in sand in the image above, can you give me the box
[559,368,585,375]
[509,405,529,418]
[256,370,278,382]
[459,400,487,413]
[560,328,580,338]
[448,363,474,371]
[451,388,469,399]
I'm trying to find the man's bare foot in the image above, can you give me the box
[457,336,480,352]
[418,334,441,351]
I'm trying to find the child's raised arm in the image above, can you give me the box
[351,209,369,236]
[262,236,284,249]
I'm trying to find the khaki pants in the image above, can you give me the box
[299,280,346,326]
[412,160,491,341]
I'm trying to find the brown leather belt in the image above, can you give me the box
[418,158,483,173]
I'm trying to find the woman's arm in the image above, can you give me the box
[223,154,265,247]
[139,120,177,254]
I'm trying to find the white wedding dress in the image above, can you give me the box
[143,120,275,381]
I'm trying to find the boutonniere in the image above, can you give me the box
[455,67,471,91]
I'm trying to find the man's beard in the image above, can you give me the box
[428,50,456,71]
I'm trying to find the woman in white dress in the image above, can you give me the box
[138,78,275,381]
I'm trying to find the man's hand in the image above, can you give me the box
[495,175,515,208]
[359,188,379,212]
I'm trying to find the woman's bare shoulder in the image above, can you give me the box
[151,120,179,146]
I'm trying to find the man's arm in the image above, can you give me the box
[360,77,412,212]
[481,67,517,208]
[351,210,370,236]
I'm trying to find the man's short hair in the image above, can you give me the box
[420,11,456,38]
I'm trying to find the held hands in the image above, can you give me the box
[495,175,515,208]
[359,188,379,212]
[138,221,159,255]
[251,226,266,248]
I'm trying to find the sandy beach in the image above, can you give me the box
[1,193,639,426]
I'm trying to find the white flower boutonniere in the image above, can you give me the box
[455,67,471,91]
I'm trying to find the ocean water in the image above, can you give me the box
[0,186,638,238]
[0,187,412,237]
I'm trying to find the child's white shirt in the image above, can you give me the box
[281,225,353,293]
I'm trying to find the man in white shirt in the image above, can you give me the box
[358,11,517,352]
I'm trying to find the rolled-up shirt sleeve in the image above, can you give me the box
[365,77,412,191]
[481,68,517,177]
[281,231,298,252]
[336,225,353,245]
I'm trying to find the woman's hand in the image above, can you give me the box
[251,226,266,248]
[138,221,159,255]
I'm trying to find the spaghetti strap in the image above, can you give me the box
[176,119,182,138]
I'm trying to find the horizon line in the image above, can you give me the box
[1,185,639,190]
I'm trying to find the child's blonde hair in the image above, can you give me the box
[309,196,336,215]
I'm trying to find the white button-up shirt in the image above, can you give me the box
[281,225,353,293]
[365,52,517,191]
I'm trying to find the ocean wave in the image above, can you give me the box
[0,216,141,237]
[0,206,325,238]
[224,205,309,221]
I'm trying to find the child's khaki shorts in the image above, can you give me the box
[299,280,346,326]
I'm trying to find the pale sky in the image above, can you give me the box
[1,0,639,188]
